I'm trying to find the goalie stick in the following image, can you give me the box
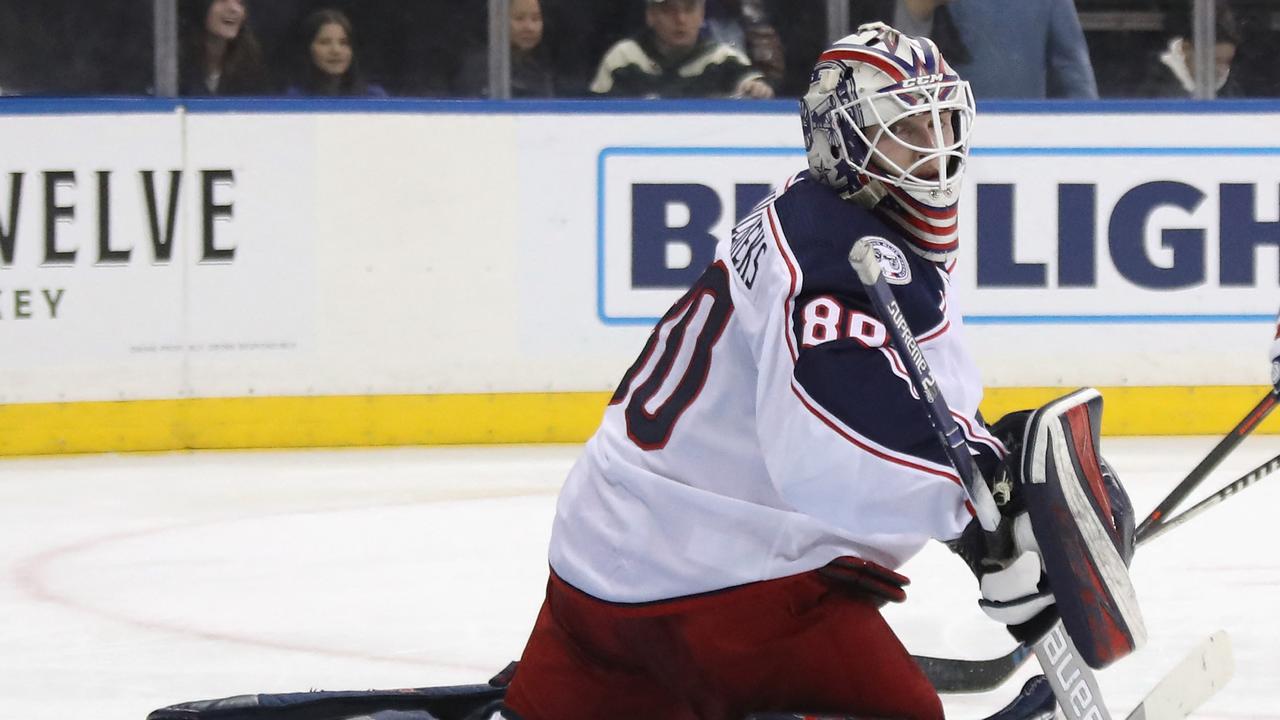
[846,239,1113,718]
[845,239,1002,531]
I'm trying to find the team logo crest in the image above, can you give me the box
[863,236,911,285]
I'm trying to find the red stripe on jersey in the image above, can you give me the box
[818,49,908,82]
[953,411,1007,457]
[790,381,967,491]
[767,204,801,362]
[917,317,950,343]
[880,346,915,389]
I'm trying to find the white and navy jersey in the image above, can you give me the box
[549,172,1005,603]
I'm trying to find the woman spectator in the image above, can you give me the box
[457,0,562,98]
[287,8,387,97]
[180,0,270,95]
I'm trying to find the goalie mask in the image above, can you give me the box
[800,23,975,262]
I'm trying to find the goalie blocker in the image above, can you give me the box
[1019,388,1144,669]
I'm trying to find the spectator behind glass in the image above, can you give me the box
[764,0,969,101]
[1135,1,1243,98]
[1232,3,1280,96]
[848,1,970,67]
[180,0,271,95]
[286,8,388,97]
[703,0,786,91]
[945,0,1097,99]
[591,0,773,98]
[457,0,563,97]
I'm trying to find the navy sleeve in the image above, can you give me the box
[774,180,962,471]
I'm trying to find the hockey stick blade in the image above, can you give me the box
[744,673,1054,720]
[914,644,1034,694]
[1125,631,1233,720]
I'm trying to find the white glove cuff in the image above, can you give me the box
[981,590,1055,626]
[979,551,1055,626]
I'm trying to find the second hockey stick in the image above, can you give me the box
[1136,387,1278,539]
[1124,630,1233,720]
[1136,449,1280,546]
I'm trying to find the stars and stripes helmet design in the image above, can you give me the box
[800,22,975,261]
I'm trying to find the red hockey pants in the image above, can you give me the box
[502,567,943,720]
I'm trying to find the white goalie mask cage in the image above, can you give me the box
[800,23,976,260]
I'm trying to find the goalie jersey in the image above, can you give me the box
[549,172,1005,603]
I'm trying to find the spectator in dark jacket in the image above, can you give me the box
[457,0,565,97]
[590,0,772,98]
[180,0,271,95]
[286,8,387,97]
[1135,1,1243,98]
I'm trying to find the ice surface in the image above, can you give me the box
[1,438,1276,719]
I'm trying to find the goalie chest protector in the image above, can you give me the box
[1020,388,1146,669]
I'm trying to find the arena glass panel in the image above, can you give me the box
[0,0,154,95]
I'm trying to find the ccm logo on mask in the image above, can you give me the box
[900,73,944,88]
